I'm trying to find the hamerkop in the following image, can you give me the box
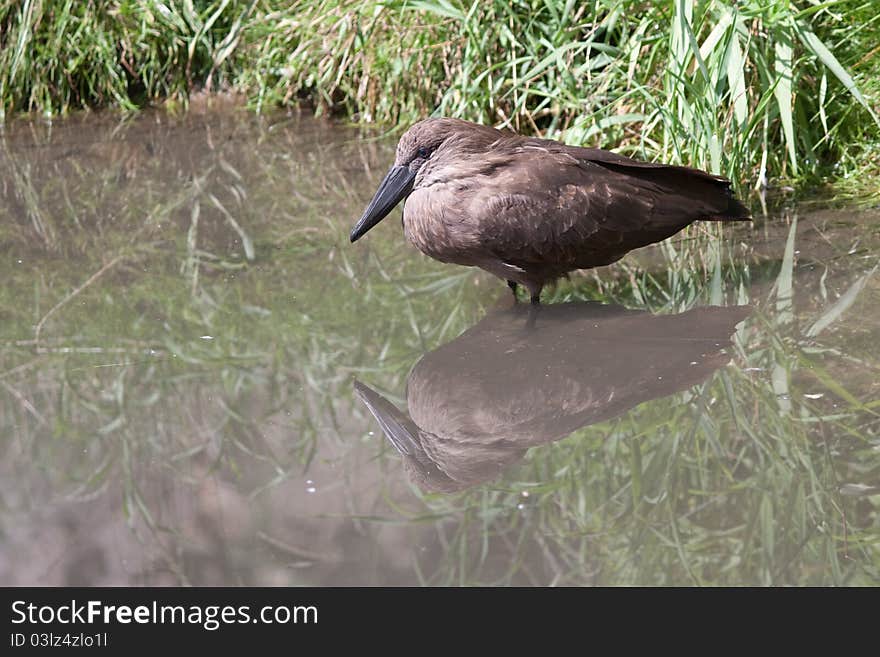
[355,302,750,492]
[350,118,750,303]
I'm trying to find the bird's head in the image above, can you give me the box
[349,118,500,242]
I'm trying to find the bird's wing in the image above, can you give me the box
[464,147,671,268]
[553,140,750,222]
[463,143,746,269]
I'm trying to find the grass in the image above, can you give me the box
[1,112,878,585]
[1,1,879,192]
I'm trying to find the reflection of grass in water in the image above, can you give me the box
[1,117,879,584]
[0,237,479,580]
[0,115,464,580]
[405,223,880,585]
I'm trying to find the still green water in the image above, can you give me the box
[1,109,878,585]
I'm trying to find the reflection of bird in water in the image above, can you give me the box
[355,303,750,493]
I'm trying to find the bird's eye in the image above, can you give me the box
[417,146,430,158]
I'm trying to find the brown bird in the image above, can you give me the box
[355,302,750,492]
[350,118,750,303]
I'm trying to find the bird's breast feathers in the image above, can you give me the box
[403,187,482,263]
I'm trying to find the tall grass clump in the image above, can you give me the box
[1,1,879,188]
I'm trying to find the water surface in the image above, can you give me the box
[1,110,878,585]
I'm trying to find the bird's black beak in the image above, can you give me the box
[350,165,416,242]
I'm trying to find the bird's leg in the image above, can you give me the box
[525,283,542,327]
[525,282,542,306]
[507,280,519,302]
[525,302,540,329]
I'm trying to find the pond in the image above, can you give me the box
[1,109,878,585]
